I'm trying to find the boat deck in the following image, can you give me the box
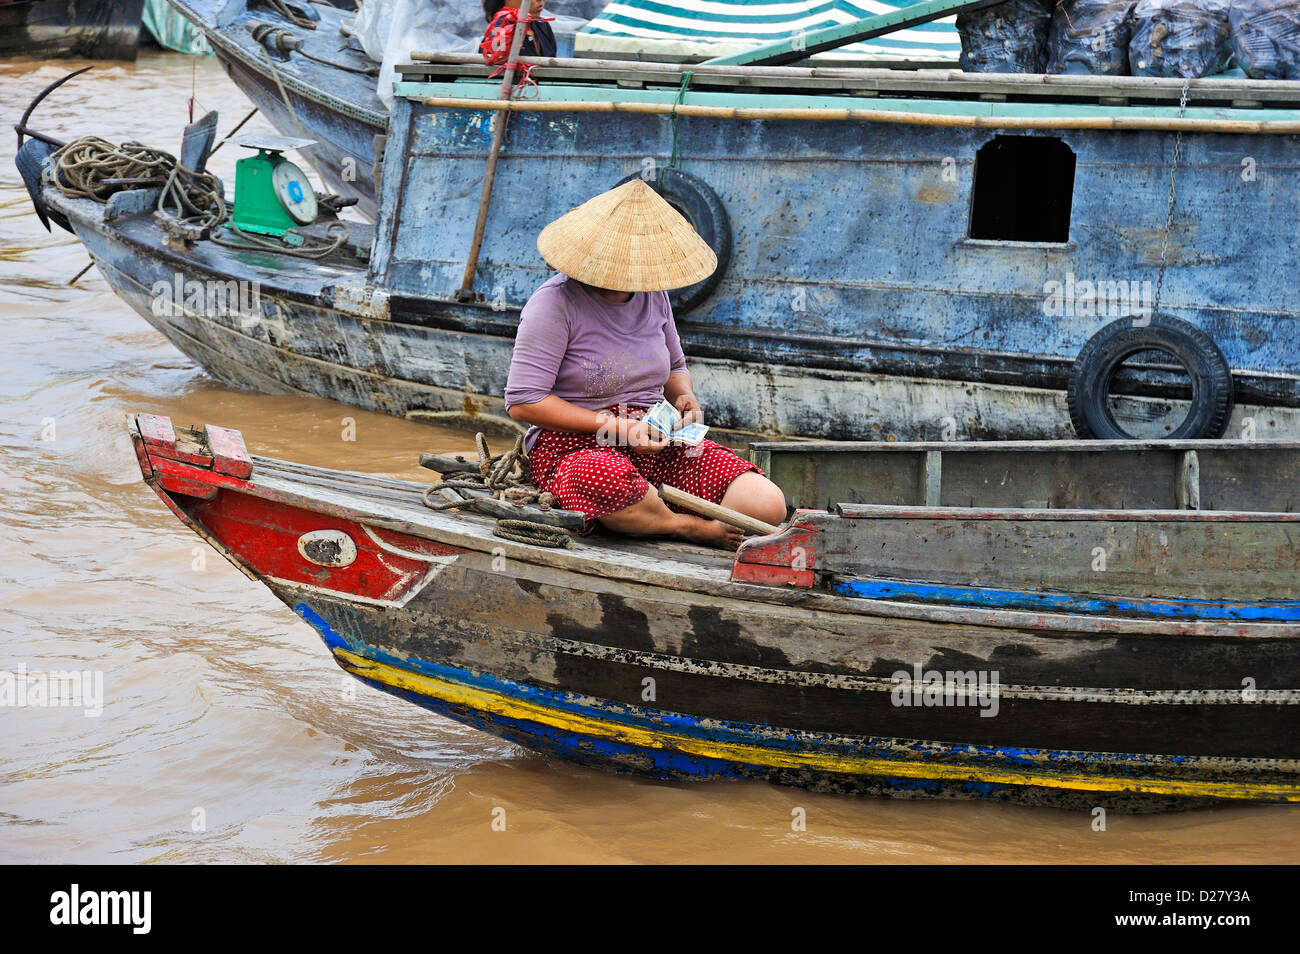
[250,454,741,579]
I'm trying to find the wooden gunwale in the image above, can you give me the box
[835,503,1300,523]
[137,449,1298,639]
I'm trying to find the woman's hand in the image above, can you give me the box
[673,392,704,426]
[620,418,670,455]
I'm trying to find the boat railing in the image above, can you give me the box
[400,53,1300,112]
[749,439,1300,514]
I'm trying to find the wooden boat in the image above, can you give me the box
[0,0,146,60]
[22,1,1300,442]
[166,0,384,219]
[127,412,1300,810]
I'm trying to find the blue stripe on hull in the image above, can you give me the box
[833,578,1300,622]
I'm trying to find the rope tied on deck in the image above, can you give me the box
[420,433,571,548]
[262,0,317,30]
[493,519,569,547]
[50,136,195,201]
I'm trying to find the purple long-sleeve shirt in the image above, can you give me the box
[505,274,689,450]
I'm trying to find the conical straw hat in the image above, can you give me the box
[537,178,717,292]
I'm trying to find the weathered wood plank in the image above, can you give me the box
[167,424,214,468]
[825,507,1300,600]
[922,450,942,508]
[755,442,1300,513]
[1177,450,1201,510]
[418,451,480,474]
[136,413,176,455]
[205,424,253,479]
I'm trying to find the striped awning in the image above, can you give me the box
[575,0,962,64]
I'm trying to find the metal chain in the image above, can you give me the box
[1152,81,1191,318]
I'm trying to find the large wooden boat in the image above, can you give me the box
[22,1,1300,442]
[127,413,1300,810]
[0,0,146,60]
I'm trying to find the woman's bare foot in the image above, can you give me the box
[598,488,744,549]
[676,515,744,550]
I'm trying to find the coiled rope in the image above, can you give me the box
[494,520,570,547]
[421,433,572,548]
[49,136,349,260]
[50,137,185,201]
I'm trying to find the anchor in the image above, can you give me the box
[13,66,93,232]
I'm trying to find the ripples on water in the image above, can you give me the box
[0,52,1295,864]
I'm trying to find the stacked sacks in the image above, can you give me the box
[956,0,1056,72]
[1047,1,1137,74]
[1129,0,1232,77]
[1230,0,1300,79]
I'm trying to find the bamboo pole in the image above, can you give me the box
[415,94,1300,135]
[456,4,531,302]
[659,484,779,536]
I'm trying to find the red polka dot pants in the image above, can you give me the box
[527,407,762,532]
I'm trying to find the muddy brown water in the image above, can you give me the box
[0,52,1296,864]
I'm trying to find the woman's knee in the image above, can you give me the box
[721,471,788,525]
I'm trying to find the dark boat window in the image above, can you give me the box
[969,136,1076,243]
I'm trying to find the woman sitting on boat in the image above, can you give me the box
[505,179,788,549]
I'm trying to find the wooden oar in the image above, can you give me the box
[456,1,532,301]
[659,484,779,536]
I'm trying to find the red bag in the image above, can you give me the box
[479,7,519,65]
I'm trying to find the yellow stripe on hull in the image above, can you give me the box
[334,648,1300,803]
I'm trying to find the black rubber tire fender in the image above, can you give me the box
[1066,314,1234,440]
[615,169,731,314]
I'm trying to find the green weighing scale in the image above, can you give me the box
[232,135,319,237]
